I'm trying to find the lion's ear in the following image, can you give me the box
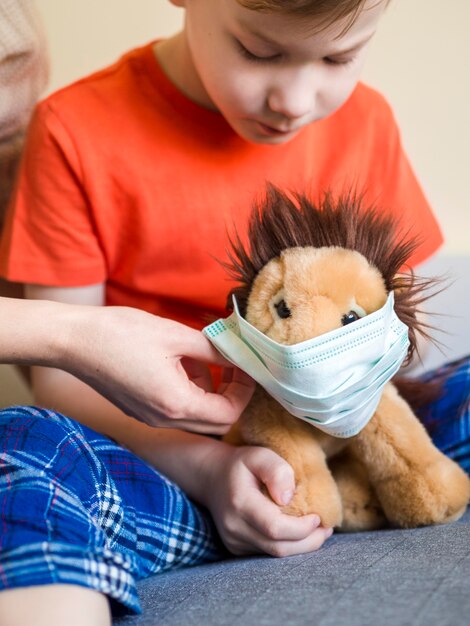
[245,257,283,329]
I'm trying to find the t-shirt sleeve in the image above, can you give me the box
[368,93,444,268]
[0,100,107,285]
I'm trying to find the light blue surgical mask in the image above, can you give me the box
[203,292,409,438]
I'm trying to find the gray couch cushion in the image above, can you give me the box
[115,510,470,626]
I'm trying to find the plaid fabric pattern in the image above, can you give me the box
[0,406,224,614]
[416,355,470,473]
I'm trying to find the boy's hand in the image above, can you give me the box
[203,445,333,556]
[63,305,255,434]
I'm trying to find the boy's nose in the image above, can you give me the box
[267,69,316,122]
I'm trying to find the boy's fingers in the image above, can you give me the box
[239,485,321,542]
[243,448,296,506]
[260,527,333,558]
[246,505,322,543]
[226,507,332,556]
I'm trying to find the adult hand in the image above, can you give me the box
[62,304,255,434]
[203,444,333,556]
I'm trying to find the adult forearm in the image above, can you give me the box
[1,295,253,433]
[0,297,71,366]
[0,297,228,504]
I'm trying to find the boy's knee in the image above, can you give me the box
[0,406,82,453]
[0,405,66,426]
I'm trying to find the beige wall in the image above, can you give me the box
[36,0,469,253]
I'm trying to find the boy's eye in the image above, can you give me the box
[341,310,361,325]
[323,56,355,67]
[236,40,282,64]
[274,299,291,319]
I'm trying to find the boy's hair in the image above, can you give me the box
[236,1,384,34]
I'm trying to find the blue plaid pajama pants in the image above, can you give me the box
[0,355,468,614]
[415,355,470,473]
[0,406,224,614]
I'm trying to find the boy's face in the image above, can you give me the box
[168,0,387,144]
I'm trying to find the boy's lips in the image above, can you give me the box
[256,121,300,137]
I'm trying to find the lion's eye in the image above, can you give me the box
[341,310,361,325]
[274,299,291,319]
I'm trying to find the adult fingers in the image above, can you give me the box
[165,327,256,426]
[215,367,255,412]
[179,357,214,393]
[174,325,237,368]
[175,370,254,426]
[217,366,254,394]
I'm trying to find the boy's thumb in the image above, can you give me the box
[246,448,296,507]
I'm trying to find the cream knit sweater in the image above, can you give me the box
[0,0,48,220]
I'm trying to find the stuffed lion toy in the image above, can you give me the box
[205,186,470,531]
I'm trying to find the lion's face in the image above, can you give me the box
[245,246,388,345]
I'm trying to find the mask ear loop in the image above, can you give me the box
[204,318,288,398]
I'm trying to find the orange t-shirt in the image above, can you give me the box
[0,42,443,329]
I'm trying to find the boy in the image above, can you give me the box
[0,1,468,624]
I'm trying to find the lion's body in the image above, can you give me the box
[223,188,470,530]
